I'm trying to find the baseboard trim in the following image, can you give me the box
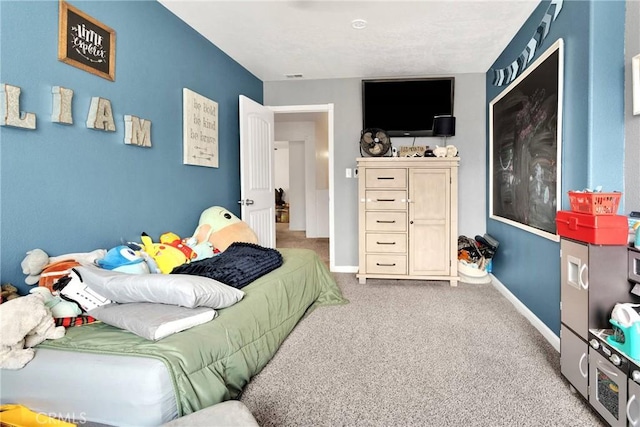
[331,266,359,273]
[490,274,560,352]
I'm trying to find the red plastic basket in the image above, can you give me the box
[568,191,621,215]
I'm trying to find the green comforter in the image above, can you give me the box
[39,248,347,416]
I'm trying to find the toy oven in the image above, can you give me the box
[589,332,628,426]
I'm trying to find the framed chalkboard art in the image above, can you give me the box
[489,39,564,241]
[58,1,115,81]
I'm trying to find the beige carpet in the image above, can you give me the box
[241,270,602,426]
[276,222,329,267]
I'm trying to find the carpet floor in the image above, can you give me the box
[241,276,603,426]
[241,228,603,426]
[276,222,329,267]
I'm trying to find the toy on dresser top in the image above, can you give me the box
[426,144,458,158]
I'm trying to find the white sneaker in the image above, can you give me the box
[57,268,113,312]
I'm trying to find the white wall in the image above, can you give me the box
[288,140,306,230]
[274,141,290,202]
[274,121,330,236]
[265,73,486,268]
[626,0,640,213]
[315,113,329,189]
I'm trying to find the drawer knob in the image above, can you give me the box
[377,220,396,224]
[377,241,396,245]
[376,198,396,202]
[376,263,396,267]
[610,354,622,366]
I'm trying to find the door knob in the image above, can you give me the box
[238,199,255,205]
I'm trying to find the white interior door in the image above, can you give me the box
[239,95,275,248]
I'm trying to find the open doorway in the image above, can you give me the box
[271,105,333,269]
[273,138,329,267]
[274,140,305,231]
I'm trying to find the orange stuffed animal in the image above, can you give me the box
[38,260,80,292]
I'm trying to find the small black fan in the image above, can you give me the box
[359,128,391,157]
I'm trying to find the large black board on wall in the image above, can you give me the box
[58,1,116,81]
[489,39,564,241]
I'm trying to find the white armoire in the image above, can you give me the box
[356,157,459,286]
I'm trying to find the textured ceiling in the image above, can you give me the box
[159,0,540,82]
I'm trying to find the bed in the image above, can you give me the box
[0,248,346,426]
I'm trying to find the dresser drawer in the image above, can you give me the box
[365,190,407,210]
[365,168,406,189]
[366,254,407,274]
[366,233,407,253]
[365,212,406,232]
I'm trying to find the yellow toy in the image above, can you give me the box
[160,232,197,261]
[141,233,190,274]
[191,206,258,252]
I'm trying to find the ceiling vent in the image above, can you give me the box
[285,73,304,79]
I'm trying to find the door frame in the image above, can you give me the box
[269,103,335,271]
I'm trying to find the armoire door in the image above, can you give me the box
[409,168,450,276]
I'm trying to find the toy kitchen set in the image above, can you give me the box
[559,191,640,426]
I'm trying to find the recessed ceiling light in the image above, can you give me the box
[351,19,367,30]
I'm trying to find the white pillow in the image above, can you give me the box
[89,303,216,341]
[75,265,244,309]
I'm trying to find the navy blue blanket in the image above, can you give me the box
[171,242,283,289]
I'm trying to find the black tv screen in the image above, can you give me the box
[362,77,454,137]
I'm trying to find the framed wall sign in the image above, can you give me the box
[489,39,564,241]
[183,88,219,168]
[58,1,116,81]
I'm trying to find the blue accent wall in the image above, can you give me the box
[0,1,262,293]
[486,0,626,335]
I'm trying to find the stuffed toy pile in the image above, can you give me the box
[0,205,264,366]
[21,248,107,291]
[0,293,65,369]
[18,206,257,288]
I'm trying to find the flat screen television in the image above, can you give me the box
[362,77,454,137]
